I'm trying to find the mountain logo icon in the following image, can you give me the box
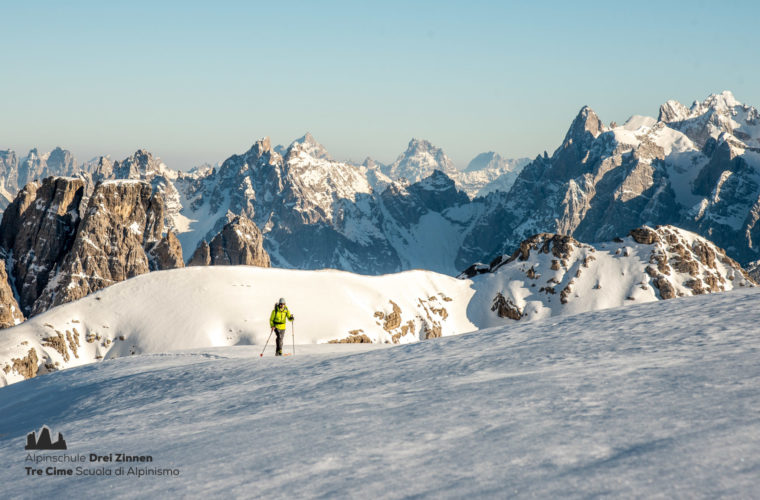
[25,426,67,450]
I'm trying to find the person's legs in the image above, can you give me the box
[275,328,284,355]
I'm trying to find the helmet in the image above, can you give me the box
[278,297,286,305]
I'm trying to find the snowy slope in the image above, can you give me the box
[463,226,754,328]
[0,266,478,386]
[0,225,753,386]
[1,288,759,497]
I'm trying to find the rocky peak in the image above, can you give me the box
[699,90,741,113]
[252,136,273,155]
[562,106,605,148]
[147,230,185,271]
[91,156,114,181]
[406,138,435,154]
[408,170,470,210]
[219,138,280,179]
[0,149,17,164]
[0,150,18,194]
[47,147,76,173]
[112,149,164,179]
[658,99,691,123]
[362,157,382,169]
[25,148,42,161]
[659,92,741,124]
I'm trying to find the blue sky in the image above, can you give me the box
[1,0,758,170]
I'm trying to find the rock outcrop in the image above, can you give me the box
[189,215,269,267]
[148,230,185,271]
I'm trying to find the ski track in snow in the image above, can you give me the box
[2,289,760,497]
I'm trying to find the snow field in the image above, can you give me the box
[1,289,759,497]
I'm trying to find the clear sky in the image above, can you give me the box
[1,0,758,170]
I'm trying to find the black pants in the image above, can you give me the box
[275,328,286,355]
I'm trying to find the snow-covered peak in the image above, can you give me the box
[622,115,657,131]
[287,132,332,161]
[697,90,741,112]
[658,91,760,149]
[385,138,457,183]
[465,151,504,172]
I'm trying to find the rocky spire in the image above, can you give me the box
[561,106,605,148]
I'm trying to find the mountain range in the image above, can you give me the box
[2,91,758,279]
[1,91,760,330]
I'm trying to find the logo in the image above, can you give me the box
[25,426,67,450]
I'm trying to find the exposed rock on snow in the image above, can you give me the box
[328,332,372,343]
[459,225,753,324]
[491,292,523,320]
[2,347,38,380]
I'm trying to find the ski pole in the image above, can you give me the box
[292,320,295,356]
[260,328,274,357]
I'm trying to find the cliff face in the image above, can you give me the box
[0,177,184,322]
[0,177,85,316]
[0,259,23,328]
[32,180,181,313]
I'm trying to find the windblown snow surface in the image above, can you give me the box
[2,288,760,497]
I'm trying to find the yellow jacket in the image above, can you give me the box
[270,306,293,329]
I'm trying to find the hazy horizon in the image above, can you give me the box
[2,1,758,171]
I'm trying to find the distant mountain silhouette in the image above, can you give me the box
[26,426,66,450]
